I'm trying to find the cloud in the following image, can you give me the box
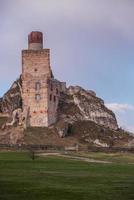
[106,103,134,133]
[106,103,134,112]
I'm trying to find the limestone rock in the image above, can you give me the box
[56,121,70,138]
[58,86,118,130]
[0,77,22,114]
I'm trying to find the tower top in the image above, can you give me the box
[28,31,43,50]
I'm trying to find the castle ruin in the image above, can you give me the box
[22,31,66,127]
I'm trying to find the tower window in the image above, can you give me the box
[54,96,56,102]
[35,94,41,101]
[34,68,38,72]
[35,82,41,90]
[51,84,53,91]
[50,94,52,101]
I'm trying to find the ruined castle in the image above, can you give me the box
[22,31,66,127]
[1,31,133,147]
[0,31,119,133]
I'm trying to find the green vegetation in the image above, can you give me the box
[0,152,134,200]
[69,152,134,164]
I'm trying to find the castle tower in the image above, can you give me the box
[28,31,43,50]
[22,31,66,127]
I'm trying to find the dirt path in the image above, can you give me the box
[38,152,111,164]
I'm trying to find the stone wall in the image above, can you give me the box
[22,34,66,127]
[22,49,52,127]
[47,79,66,125]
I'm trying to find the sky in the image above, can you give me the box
[0,0,134,132]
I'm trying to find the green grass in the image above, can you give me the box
[0,152,134,200]
[70,152,134,164]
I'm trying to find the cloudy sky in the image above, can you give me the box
[0,0,134,132]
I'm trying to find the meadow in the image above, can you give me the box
[0,151,134,200]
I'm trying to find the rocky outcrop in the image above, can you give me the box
[57,86,118,131]
[0,116,133,147]
[68,120,133,148]
[0,80,118,131]
[0,84,133,147]
[0,77,22,114]
[56,121,71,138]
[2,80,132,147]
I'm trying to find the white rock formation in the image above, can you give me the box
[58,86,118,130]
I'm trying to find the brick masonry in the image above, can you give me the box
[22,32,66,127]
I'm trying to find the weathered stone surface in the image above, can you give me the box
[6,108,23,126]
[56,121,70,138]
[0,77,22,114]
[22,32,66,127]
[0,83,118,130]
[57,86,118,131]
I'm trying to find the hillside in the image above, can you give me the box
[0,115,133,148]
[0,78,133,147]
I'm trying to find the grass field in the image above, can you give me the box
[0,152,134,200]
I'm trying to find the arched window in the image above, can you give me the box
[35,82,41,91]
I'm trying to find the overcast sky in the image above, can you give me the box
[0,0,134,132]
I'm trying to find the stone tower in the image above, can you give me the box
[22,31,66,127]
